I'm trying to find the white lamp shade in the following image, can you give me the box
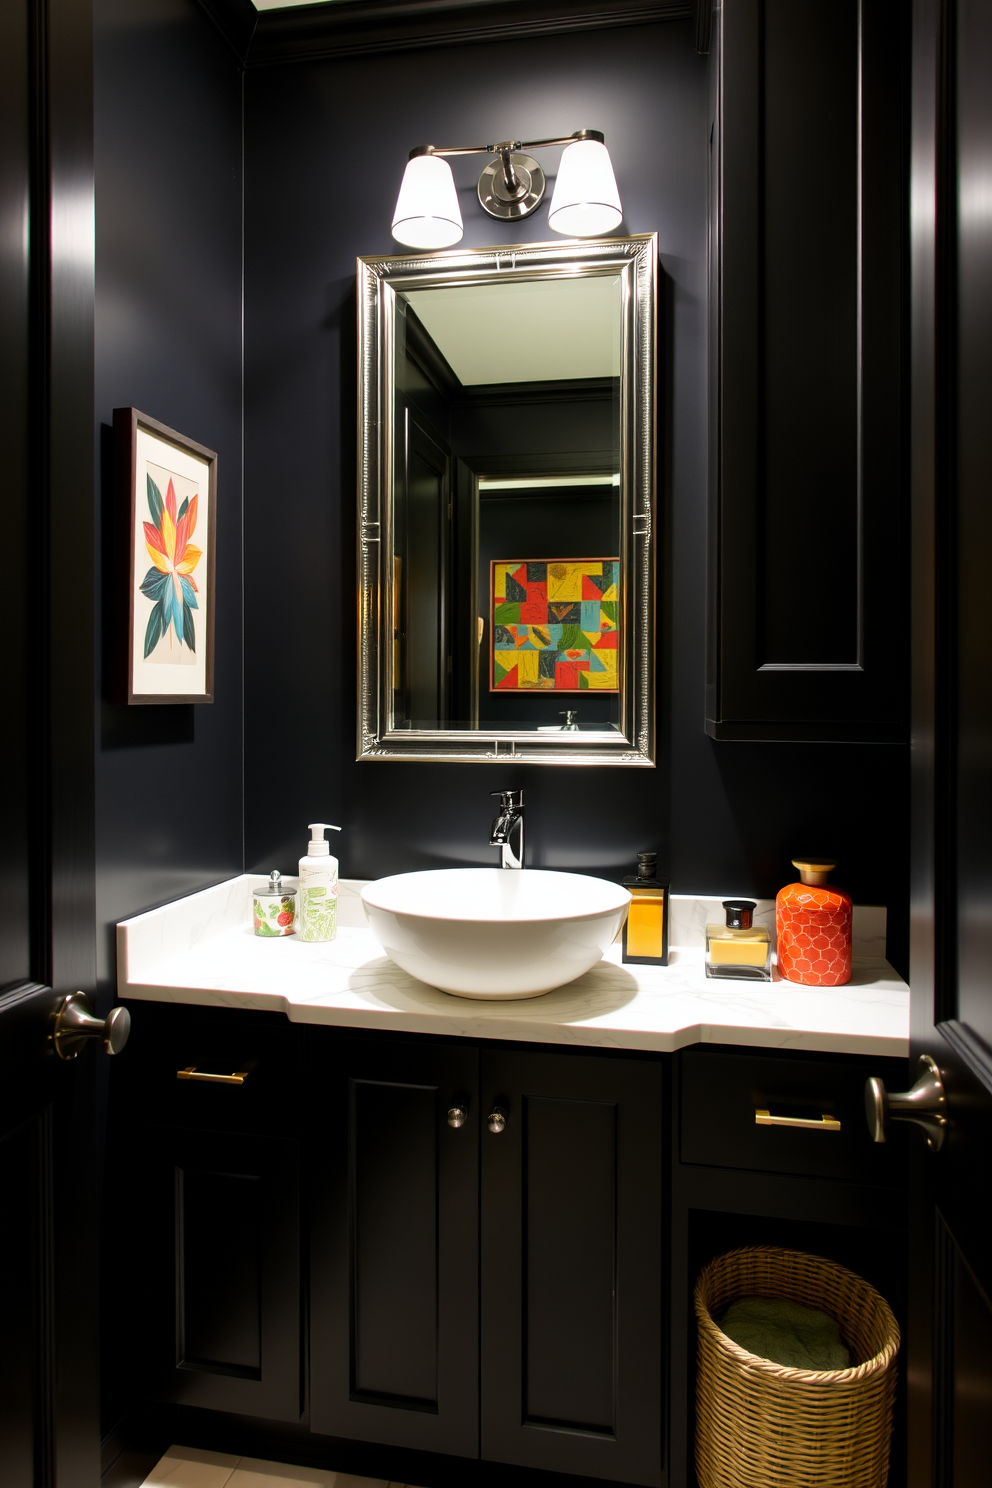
[391,154,464,249]
[548,139,623,238]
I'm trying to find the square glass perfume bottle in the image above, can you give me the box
[705,899,771,981]
[622,852,670,966]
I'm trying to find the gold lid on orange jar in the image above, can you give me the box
[791,858,836,886]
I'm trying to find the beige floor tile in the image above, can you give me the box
[228,1460,388,1488]
[142,1445,241,1488]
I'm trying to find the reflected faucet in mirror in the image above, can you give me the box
[490,789,524,869]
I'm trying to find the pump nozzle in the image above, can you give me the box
[307,822,342,856]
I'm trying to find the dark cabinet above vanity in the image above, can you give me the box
[705,0,909,742]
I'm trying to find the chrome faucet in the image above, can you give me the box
[489,789,524,869]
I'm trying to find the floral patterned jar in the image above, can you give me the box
[775,858,852,986]
[253,870,297,938]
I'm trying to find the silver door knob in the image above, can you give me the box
[865,1054,947,1151]
[487,1107,507,1134]
[52,992,131,1061]
[447,1105,468,1128]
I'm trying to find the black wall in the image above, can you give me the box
[242,18,910,974]
[93,0,244,999]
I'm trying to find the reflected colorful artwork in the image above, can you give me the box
[491,559,620,692]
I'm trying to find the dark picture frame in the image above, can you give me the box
[112,407,218,704]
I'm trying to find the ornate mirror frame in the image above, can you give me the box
[356,233,657,766]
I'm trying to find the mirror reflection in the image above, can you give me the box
[391,272,623,734]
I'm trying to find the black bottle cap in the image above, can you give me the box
[623,852,669,890]
[723,899,756,930]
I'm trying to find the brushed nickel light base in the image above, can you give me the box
[477,151,546,220]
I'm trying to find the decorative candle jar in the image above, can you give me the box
[253,870,297,938]
[775,858,852,986]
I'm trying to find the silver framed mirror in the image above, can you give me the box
[357,233,657,765]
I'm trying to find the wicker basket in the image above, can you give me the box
[694,1246,900,1488]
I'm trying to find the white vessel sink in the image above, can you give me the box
[361,867,631,999]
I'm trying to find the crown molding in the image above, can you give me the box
[194,0,257,63]
[198,0,692,68]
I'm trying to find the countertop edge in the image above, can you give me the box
[119,980,909,1058]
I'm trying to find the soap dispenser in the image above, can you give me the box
[299,822,342,943]
[776,858,852,986]
[621,852,670,966]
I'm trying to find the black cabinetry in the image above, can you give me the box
[146,1125,300,1420]
[111,1006,910,1488]
[669,1045,909,1488]
[310,1036,664,1486]
[479,1048,662,1484]
[309,1037,479,1455]
[111,1005,302,1423]
[706,0,908,741]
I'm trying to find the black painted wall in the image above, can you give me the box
[242,18,910,974]
[93,0,244,999]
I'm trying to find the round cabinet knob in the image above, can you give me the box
[865,1054,947,1151]
[52,993,131,1061]
[487,1107,507,1134]
[447,1105,468,1128]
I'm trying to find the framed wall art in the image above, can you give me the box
[113,407,217,704]
[491,558,620,692]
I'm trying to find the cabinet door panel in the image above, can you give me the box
[524,1095,616,1431]
[352,1077,438,1403]
[310,1036,478,1456]
[481,1050,663,1486]
[179,1167,262,1374]
[705,0,908,740]
[151,1127,300,1421]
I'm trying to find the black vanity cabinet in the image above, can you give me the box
[308,1036,480,1456]
[668,1044,910,1488]
[112,1005,909,1488]
[114,1006,303,1422]
[309,1035,664,1487]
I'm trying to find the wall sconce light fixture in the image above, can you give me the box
[391,129,622,250]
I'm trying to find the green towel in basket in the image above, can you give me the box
[718,1296,851,1371]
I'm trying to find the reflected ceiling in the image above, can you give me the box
[403,276,621,385]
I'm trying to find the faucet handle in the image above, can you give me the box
[490,788,524,807]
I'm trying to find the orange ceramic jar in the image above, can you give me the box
[775,858,852,986]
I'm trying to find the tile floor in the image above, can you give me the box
[140,1445,415,1488]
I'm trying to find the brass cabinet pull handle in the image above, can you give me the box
[177,1066,248,1085]
[755,1108,840,1132]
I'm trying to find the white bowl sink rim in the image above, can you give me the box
[362,867,630,924]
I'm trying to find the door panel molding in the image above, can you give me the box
[480,1049,663,1487]
[310,1038,479,1457]
[706,0,908,741]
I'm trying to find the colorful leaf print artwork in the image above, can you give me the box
[141,473,202,659]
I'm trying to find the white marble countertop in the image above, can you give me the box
[116,875,910,1058]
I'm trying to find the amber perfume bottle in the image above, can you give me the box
[704,900,771,981]
[776,858,852,987]
[622,852,670,966]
